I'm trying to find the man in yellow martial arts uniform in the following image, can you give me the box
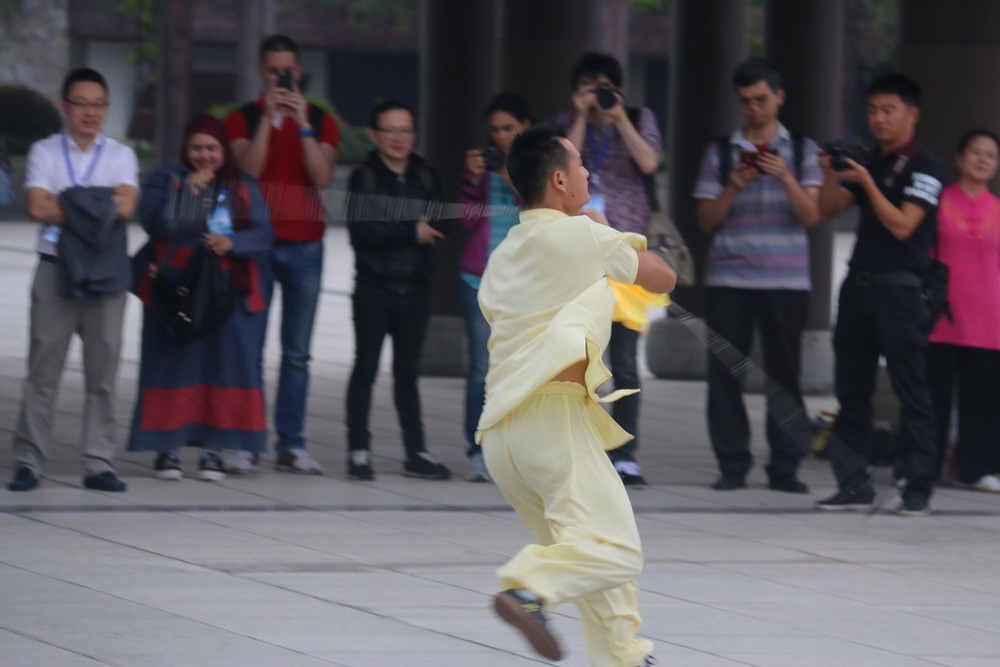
[477,124,676,666]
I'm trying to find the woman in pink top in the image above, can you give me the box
[927,128,1000,493]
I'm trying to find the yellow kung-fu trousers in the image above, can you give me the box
[481,381,654,667]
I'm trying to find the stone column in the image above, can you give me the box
[154,0,192,168]
[647,0,749,379]
[418,0,499,375]
[236,0,277,102]
[764,0,845,393]
[496,0,597,123]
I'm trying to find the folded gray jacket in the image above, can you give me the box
[56,185,130,303]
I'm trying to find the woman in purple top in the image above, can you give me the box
[927,128,1000,492]
[458,93,530,482]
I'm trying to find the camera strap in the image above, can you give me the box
[880,140,921,189]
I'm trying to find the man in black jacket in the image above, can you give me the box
[344,99,451,482]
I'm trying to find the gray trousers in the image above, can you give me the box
[12,259,127,475]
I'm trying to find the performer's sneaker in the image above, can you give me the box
[493,589,562,661]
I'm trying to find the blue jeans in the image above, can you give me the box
[262,240,324,452]
[460,281,490,456]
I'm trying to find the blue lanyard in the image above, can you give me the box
[584,126,612,183]
[62,134,104,187]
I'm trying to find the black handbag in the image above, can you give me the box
[922,257,952,331]
[152,243,236,342]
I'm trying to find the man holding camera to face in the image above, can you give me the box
[693,58,822,496]
[816,73,943,517]
[558,52,664,489]
[224,34,339,476]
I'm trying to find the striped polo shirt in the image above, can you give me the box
[693,124,821,290]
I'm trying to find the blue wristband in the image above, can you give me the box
[298,128,315,138]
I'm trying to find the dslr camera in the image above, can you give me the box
[481,146,505,171]
[822,137,867,171]
[595,83,618,110]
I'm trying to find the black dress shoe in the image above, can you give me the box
[83,471,127,492]
[711,474,746,491]
[7,465,39,492]
[767,477,810,494]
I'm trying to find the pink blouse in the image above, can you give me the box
[929,182,1000,350]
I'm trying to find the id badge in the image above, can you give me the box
[588,193,607,215]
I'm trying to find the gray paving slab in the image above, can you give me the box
[1,220,999,666]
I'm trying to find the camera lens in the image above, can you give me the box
[595,84,617,110]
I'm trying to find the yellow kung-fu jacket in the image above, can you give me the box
[475,208,647,450]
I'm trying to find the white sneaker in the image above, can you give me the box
[464,453,491,482]
[971,474,1000,493]
[223,450,260,474]
[275,448,322,474]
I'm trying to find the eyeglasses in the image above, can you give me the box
[65,100,109,111]
[375,128,415,137]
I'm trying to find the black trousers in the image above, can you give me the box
[607,323,641,464]
[830,280,937,496]
[927,343,1000,484]
[705,287,808,481]
[346,283,430,457]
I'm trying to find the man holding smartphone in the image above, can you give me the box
[224,34,339,475]
[693,58,822,494]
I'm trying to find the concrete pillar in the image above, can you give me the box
[896,0,1000,187]
[764,0,845,393]
[497,0,597,123]
[154,0,192,168]
[647,0,749,380]
[236,0,277,103]
[418,0,499,375]
[592,0,630,67]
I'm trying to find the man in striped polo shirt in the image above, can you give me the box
[693,58,822,494]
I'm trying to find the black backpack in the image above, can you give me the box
[716,132,804,185]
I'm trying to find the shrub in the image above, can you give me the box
[0,85,63,155]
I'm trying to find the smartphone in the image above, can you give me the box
[276,70,294,90]
[739,148,777,171]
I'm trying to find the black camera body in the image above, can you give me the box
[595,84,617,110]
[481,146,505,171]
[822,137,867,171]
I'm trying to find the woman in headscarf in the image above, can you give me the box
[128,114,272,481]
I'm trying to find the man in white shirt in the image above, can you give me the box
[8,67,139,492]
[479,124,674,667]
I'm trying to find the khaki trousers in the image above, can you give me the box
[482,382,653,667]
[12,259,126,475]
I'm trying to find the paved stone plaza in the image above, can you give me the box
[1,221,999,666]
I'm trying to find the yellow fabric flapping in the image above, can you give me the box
[609,281,669,332]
